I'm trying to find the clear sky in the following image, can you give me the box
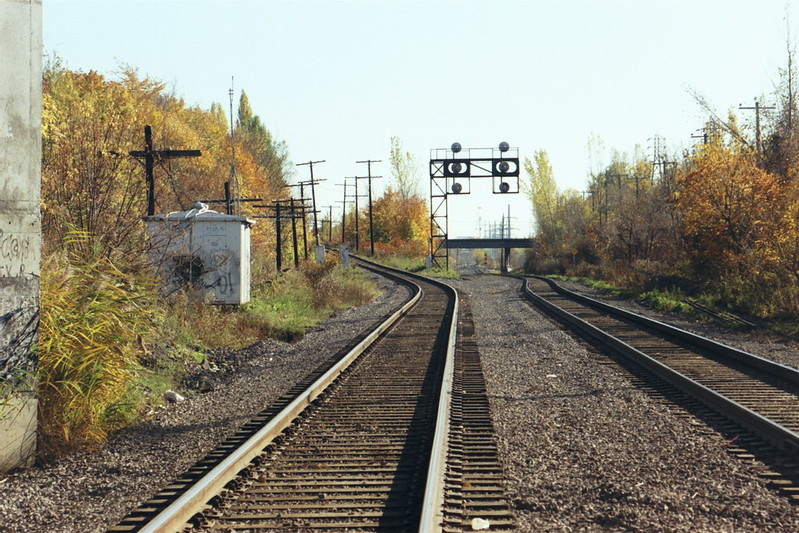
[43,0,796,238]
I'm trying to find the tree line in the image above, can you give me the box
[524,50,799,319]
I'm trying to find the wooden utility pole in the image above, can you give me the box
[199,182,261,215]
[346,176,369,252]
[322,205,334,242]
[739,99,776,153]
[296,160,325,245]
[129,125,201,216]
[356,159,382,256]
[286,183,313,259]
[336,181,350,244]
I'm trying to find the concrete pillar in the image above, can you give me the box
[0,0,42,472]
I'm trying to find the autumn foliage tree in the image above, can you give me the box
[38,58,291,450]
[42,58,288,258]
[675,139,788,314]
[364,138,428,257]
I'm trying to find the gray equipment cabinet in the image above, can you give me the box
[145,202,255,305]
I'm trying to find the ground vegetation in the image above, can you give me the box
[32,57,377,454]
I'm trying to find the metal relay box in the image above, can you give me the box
[145,202,255,304]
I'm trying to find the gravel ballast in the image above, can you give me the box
[3,270,799,532]
[0,273,410,533]
[448,274,799,532]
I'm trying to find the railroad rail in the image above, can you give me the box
[522,276,799,456]
[112,260,513,532]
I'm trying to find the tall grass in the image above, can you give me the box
[37,246,161,454]
[36,244,379,455]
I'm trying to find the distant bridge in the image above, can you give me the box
[444,238,533,249]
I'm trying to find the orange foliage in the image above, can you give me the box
[676,142,782,278]
[371,187,428,248]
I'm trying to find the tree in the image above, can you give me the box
[523,150,558,252]
[237,90,289,194]
[676,141,781,282]
[389,136,420,201]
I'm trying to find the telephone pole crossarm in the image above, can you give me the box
[296,160,326,246]
[356,159,383,256]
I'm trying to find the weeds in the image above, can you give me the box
[37,246,161,454]
[638,289,694,314]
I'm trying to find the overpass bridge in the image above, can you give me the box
[440,237,534,273]
[444,238,533,249]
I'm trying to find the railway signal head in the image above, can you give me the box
[499,181,510,193]
[451,182,463,194]
[499,141,510,153]
[451,142,462,153]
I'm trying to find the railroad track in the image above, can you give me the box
[111,260,513,532]
[522,276,799,501]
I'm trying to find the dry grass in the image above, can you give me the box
[37,248,161,455]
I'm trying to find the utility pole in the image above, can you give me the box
[626,175,649,201]
[289,198,300,267]
[346,176,368,252]
[127,125,201,216]
[227,80,241,215]
[739,99,776,153]
[322,205,334,242]
[253,201,286,271]
[336,181,350,244]
[199,182,261,216]
[286,182,313,259]
[296,160,325,245]
[690,129,708,146]
[356,159,382,256]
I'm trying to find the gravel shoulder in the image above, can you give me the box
[448,273,799,532]
[0,272,411,533]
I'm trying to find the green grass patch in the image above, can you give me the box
[547,275,630,297]
[371,254,460,279]
[375,254,426,272]
[638,289,694,314]
[419,267,460,279]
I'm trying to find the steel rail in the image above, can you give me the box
[133,269,423,533]
[533,276,799,386]
[523,277,799,453]
[352,256,457,533]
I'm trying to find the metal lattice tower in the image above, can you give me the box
[429,142,520,270]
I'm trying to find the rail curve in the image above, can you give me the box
[112,259,512,532]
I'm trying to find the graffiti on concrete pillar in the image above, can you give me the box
[0,221,40,386]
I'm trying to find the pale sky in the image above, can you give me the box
[43,0,796,237]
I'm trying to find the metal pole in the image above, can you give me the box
[299,183,308,259]
[275,202,282,271]
[290,198,299,268]
[145,125,155,216]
